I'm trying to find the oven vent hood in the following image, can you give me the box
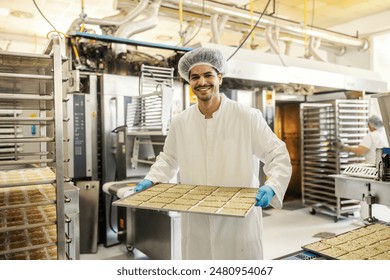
[195,43,387,93]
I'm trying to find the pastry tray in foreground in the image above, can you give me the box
[302,223,390,260]
[113,183,258,218]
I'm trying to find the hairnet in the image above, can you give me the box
[368,115,384,129]
[178,47,227,82]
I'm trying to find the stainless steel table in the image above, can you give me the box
[331,174,390,221]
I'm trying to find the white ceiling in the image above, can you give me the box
[1,0,390,54]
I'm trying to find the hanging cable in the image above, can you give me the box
[183,0,205,46]
[227,0,272,61]
[249,0,255,48]
[32,0,66,38]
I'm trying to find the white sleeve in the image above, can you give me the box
[144,120,180,183]
[251,110,292,209]
[359,133,372,149]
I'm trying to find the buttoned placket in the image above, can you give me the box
[205,117,214,185]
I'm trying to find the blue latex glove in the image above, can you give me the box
[255,185,275,207]
[134,179,154,192]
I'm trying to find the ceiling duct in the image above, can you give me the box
[210,14,229,44]
[163,0,369,50]
[68,0,162,55]
[265,26,281,55]
[68,0,149,33]
[196,42,387,93]
[113,0,161,55]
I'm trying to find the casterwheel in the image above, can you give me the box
[126,245,135,252]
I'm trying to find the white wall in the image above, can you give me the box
[327,11,390,90]
[372,32,390,90]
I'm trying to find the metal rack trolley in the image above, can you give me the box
[126,65,174,168]
[300,99,368,221]
[0,35,77,259]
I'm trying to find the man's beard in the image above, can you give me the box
[194,86,216,102]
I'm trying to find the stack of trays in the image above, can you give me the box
[0,245,58,260]
[0,167,56,187]
[0,204,57,229]
[113,183,258,217]
[0,185,56,208]
[303,224,390,260]
[0,167,58,260]
[0,225,57,260]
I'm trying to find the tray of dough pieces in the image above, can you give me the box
[0,184,56,210]
[113,183,258,218]
[0,245,58,260]
[302,223,390,260]
[0,167,56,188]
[0,224,57,259]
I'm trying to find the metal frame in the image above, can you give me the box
[300,99,368,220]
[0,35,69,259]
[126,65,174,136]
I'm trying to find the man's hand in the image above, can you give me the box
[255,185,275,207]
[134,179,154,192]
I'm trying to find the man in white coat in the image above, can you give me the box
[337,115,388,164]
[133,47,292,259]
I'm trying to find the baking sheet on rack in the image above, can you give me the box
[302,224,390,260]
[0,167,56,187]
[0,224,57,259]
[0,184,56,210]
[0,204,56,233]
[113,183,258,218]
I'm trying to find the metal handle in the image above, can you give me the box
[64,214,72,223]
[65,232,72,243]
[110,97,118,133]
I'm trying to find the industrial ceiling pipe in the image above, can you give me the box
[162,0,369,51]
[67,0,149,33]
[308,37,326,62]
[210,14,229,44]
[182,19,201,45]
[113,0,162,55]
[265,25,281,55]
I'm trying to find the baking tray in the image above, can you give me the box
[0,184,56,210]
[0,245,57,260]
[302,224,390,260]
[0,167,56,188]
[0,204,56,233]
[0,224,57,258]
[113,183,258,218]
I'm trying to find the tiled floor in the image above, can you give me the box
[80,201,390,260]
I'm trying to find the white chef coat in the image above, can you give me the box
[360,128,389,164]
[145,94,292,260]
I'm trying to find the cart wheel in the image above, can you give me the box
[309,208,316,215]
[334,217,339,223]
[126,245,135,252]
